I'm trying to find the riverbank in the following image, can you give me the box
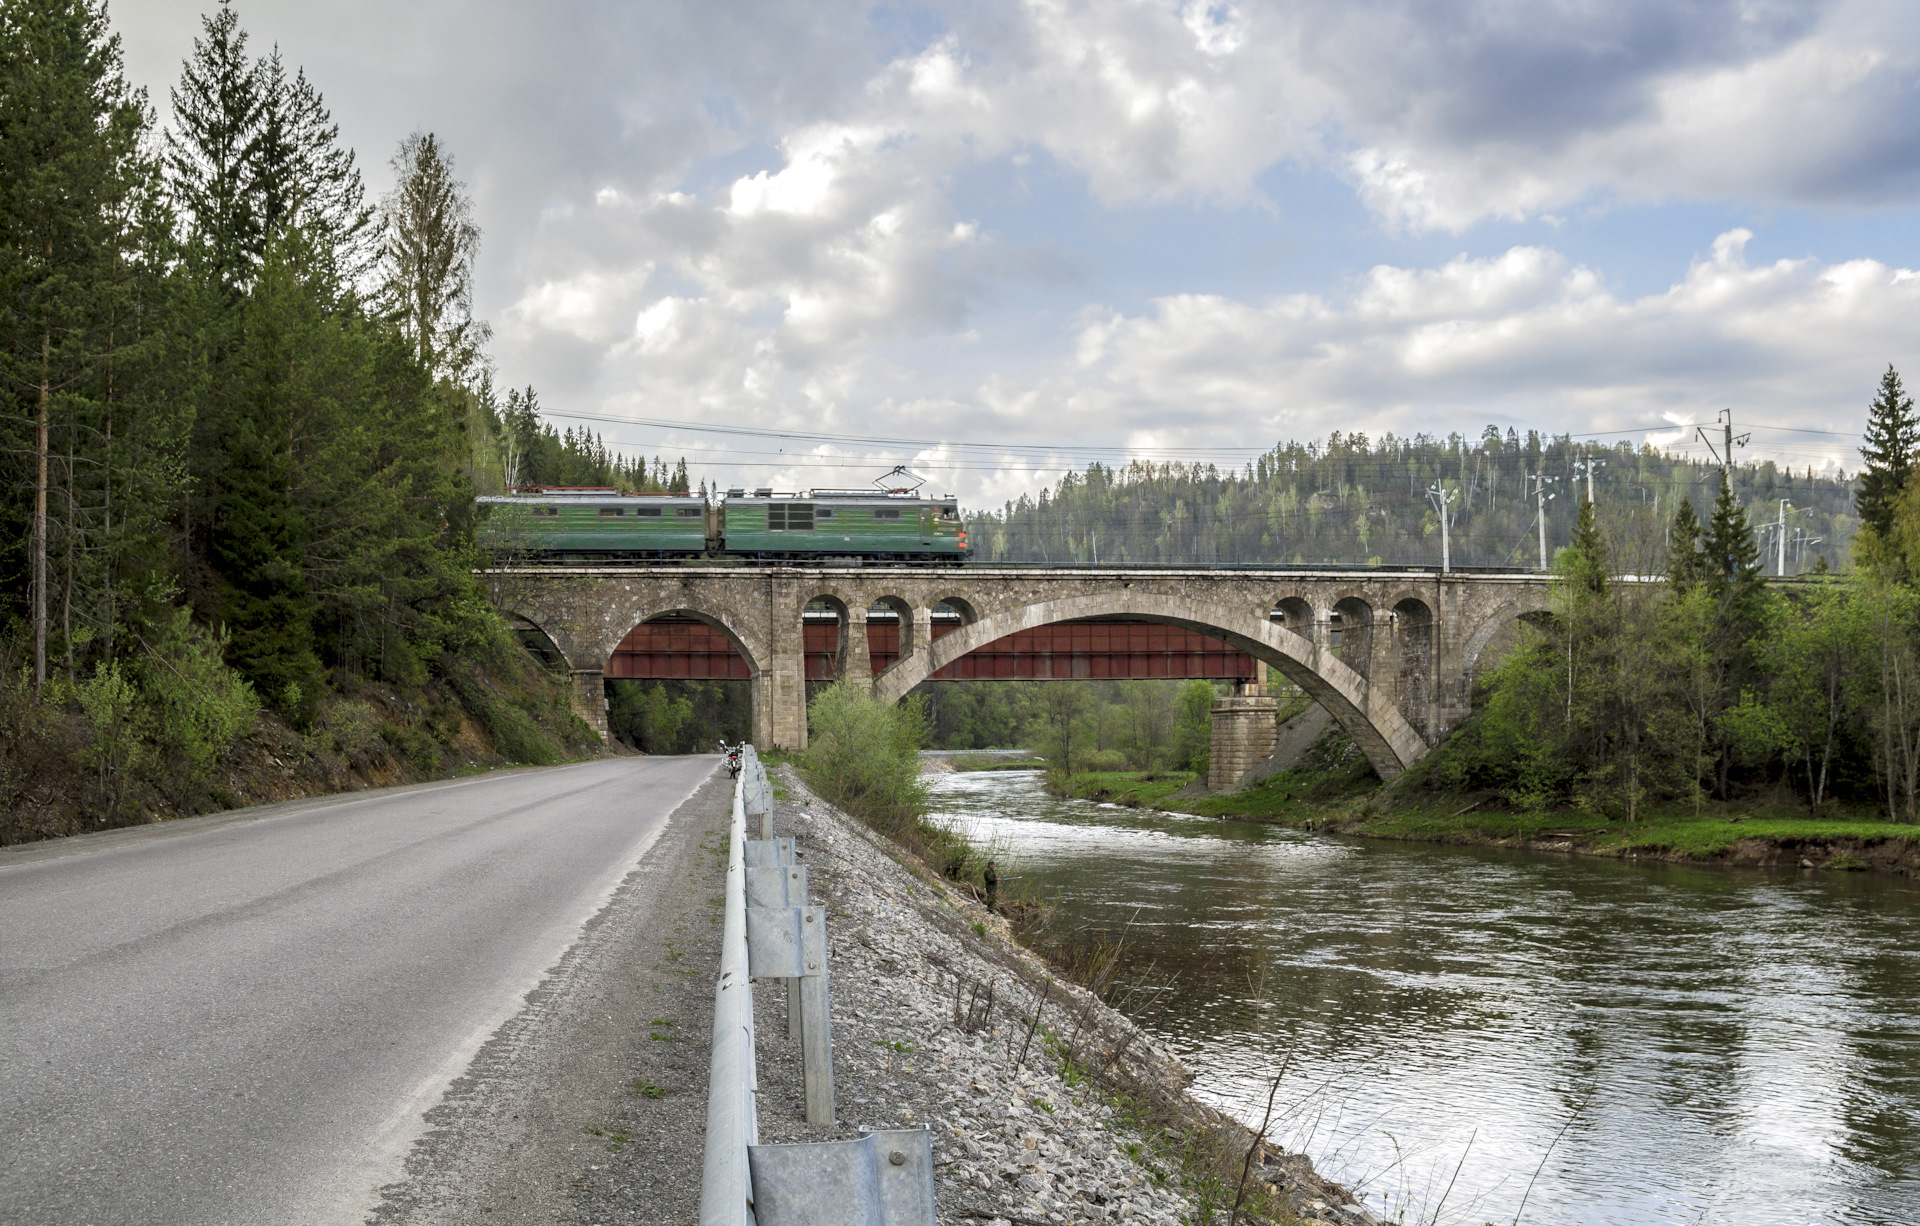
[1058,766,1920,877]
[775,764,1378,1226]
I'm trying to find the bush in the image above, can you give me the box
[138,610,259,792]
[800,682,930,833]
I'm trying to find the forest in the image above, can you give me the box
[966,431,1855,573]
[0,0,691,840]
[1429,374,1920,821]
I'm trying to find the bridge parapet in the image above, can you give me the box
[485,565,1553,780]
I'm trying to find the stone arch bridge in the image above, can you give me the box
[486,565,1553,782]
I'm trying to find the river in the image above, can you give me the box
[925,765,1920,1226]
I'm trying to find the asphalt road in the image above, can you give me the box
[0,756,718,1226]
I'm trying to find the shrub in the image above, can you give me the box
[138,610,259,791]
[800,682,930,833]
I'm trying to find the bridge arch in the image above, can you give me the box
[868,590,1430,779]
[1459,594,1556,690]
[608,607,766,677]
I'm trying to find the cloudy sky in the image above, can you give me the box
[115,0,1920,507]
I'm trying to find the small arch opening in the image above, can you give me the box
[1332,597,1374,678]
[804,596,849,689]
[506,613,569,678]
[933,597,978,625]
[867,596,915,671]
[1392,598,1435,736]
[1269,597,1313,634]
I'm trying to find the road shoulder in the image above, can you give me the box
[368,764,731,1226]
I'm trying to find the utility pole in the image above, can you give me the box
[1573,454,1605,503]
[1696,408,1750,473]
[1777,499,1791,576]
[1427,481,1455,573]
[1531,473,1556,571]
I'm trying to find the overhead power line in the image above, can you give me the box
[534,406,1867,466]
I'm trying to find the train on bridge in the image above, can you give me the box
[476,485,968,564]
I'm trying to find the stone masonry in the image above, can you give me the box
[484,565,1553,781]
[1208,690,1282,791]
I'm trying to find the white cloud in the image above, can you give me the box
[1053,230,1919,465]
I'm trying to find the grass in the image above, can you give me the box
[1060,770,1196,807]
[1037,1025,1307,1225]
[1060,761,1920,872]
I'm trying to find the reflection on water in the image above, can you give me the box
[928,769,1920,1226]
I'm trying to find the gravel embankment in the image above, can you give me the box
[759,765,1379,1226]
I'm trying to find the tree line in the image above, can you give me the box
[966,430,1855,573]
[0,0,678,826]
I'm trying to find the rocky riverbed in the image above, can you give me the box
[757,765,1378,1226]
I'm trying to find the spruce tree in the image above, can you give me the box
[252,51,375,295]
[1703,469,1763,602]
[1567,497,1607,596]
[379,132,486,381]
[1857,365,1916,538]
[1668,498,1703,594]
[166,0,263,293]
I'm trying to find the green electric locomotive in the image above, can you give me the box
[475,483,967,563]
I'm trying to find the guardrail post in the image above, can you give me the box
[799,905,834,1124]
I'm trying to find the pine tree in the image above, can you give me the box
[1857,365,1917,538]
[1668,498,1703,594]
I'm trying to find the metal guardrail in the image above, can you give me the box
[700,746,936,1226]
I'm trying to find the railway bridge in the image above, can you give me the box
[485,565,1554,784]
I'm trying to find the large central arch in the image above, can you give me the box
[868,591,1429,778]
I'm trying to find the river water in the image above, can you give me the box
[925,766,1920,1226]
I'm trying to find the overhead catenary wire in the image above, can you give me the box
[529,406,1867,471]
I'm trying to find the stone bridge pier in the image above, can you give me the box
[485,565,1552,783]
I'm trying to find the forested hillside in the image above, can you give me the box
[0,0,687,841]
[967,431,1857,572]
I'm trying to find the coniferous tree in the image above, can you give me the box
[166,0,263,294]
[1567,497,1607,596]
[251,51,375,296]
[1668,498,1703,595]
[379,132,486,383]
[1699,470,1768,795]
[1857,365,1917,539]
[1703,470,1763,602]
[0,0,157,686]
